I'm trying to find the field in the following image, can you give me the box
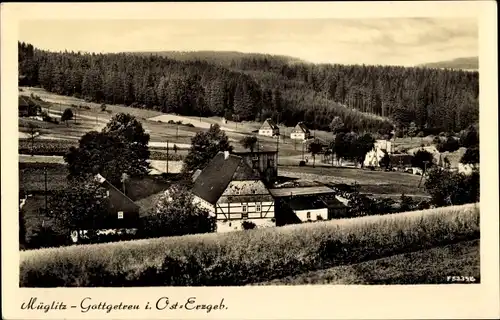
[257,239,480,285]
[279,165,428,198]
[19,203,479,287]
[19,87,430,160]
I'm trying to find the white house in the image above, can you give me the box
[290,122,311,140]
[286,196,328,222]
[259,118,280,137]
[191,151,275,232]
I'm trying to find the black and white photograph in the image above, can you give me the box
[2,1,499,319]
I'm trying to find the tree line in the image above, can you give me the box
[18,42,446,134]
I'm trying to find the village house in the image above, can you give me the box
[363,139,393,168]
[191,151,275,233]
[290,122,311,140]
[71,174,141,243]
[18,95,41,117]
[258,118,280,137]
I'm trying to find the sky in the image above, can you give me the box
[19,18,478,66]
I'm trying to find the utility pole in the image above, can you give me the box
[418,161,429,188]
[44,167,48,213]
[176,125,179,140]
[166,141,169,174]
[302,141,305,161]
[276,135,280,164]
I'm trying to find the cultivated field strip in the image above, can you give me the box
[20,203,479,287]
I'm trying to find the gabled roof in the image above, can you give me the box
[191,152,262,204]
[291,122,310,134]
[260,118,279,130]
[19,95,30,108]
[94,173,140,213]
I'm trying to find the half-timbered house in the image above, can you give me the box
[191,151,275,232]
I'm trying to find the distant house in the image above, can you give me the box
[233,150,278,184]
[191,151,275,233]
[19,96,41,117]
[259,118,280,137]
[70,174,141,243]
[290,122,311,140]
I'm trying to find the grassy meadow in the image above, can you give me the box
[20,203,479,287]
[257,239,480,285]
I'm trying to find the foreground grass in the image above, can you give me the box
[257,240,480,285]
[20,203,479,287]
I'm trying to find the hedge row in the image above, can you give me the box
[19,140,184,160]
[19,203,480,287]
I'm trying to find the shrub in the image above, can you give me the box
[20,203,480,287]
[299,160,306,166]
[241,221,256,230]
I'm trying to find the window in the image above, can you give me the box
[242,204,247,212]
[242,212,248,219]
[117,211,124,219]
[306,212,311,219]
[256,203,261,212]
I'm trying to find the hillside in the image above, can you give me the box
[419,57,478,71]
[127,50,306,67]
[19,41,479,134]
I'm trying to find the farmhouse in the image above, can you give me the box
[290,122,311,140]
[258,118,280,137]
[191,151,275,233]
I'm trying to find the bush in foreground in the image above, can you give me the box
[20,203,479,287]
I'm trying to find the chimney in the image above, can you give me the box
[224,151,230,160]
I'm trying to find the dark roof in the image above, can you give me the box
[19,96,30,108]
[287,196,327,211]
[260,118,279,130]
[291,122,310,134]
[191,152,262,204]
[319,195,348,209]
[95,174,140,214]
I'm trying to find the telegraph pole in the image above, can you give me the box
[275,135,280,166]
[166,141,169,174]
[44,167,48,213]
[418,161,429,188]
